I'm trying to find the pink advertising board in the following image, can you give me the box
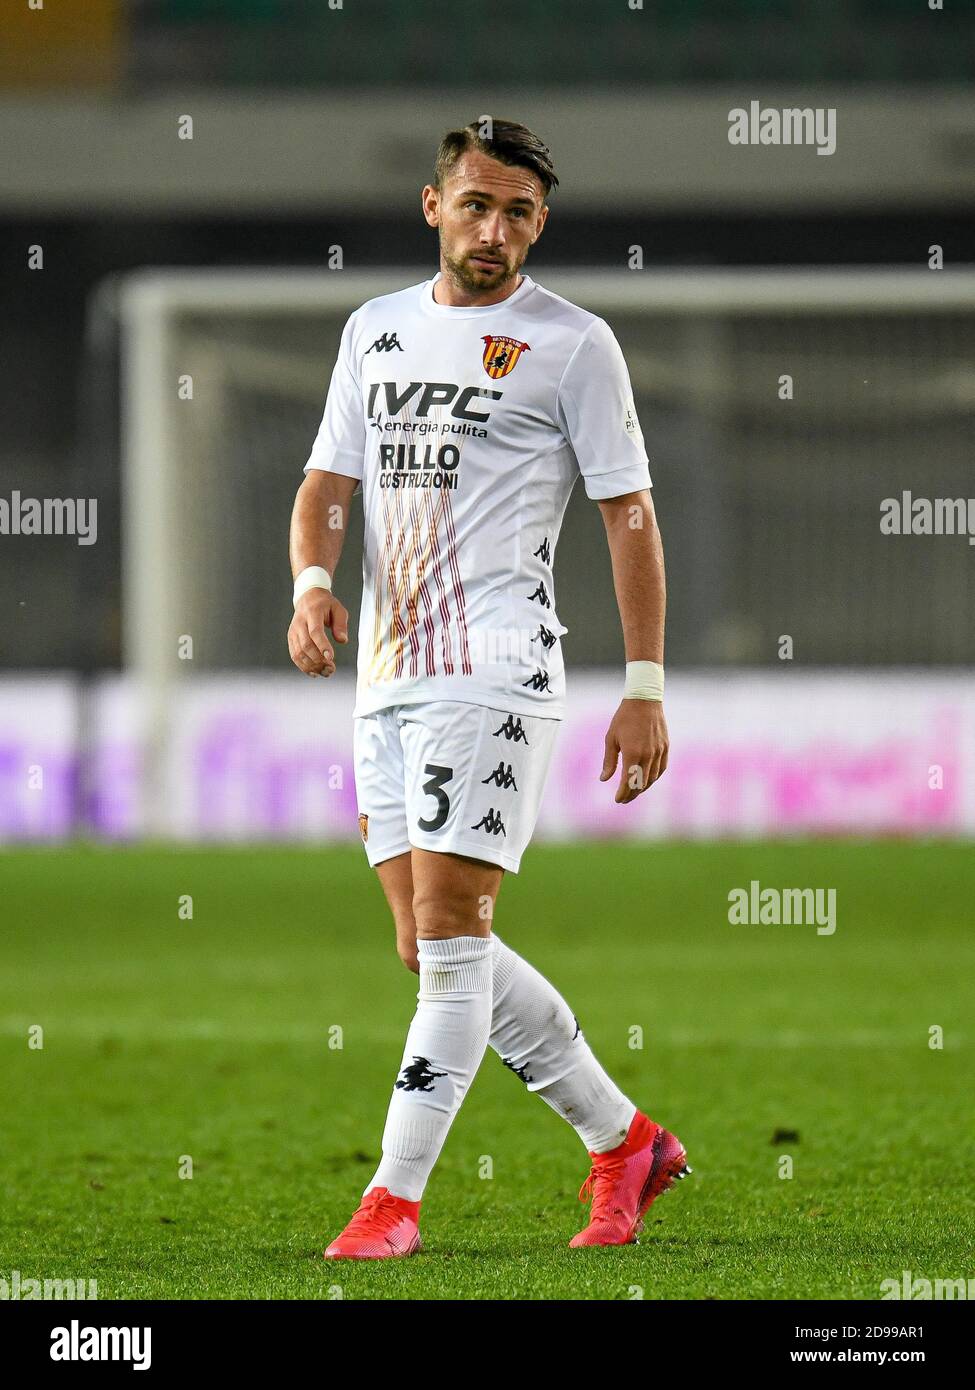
[1,672,971,842]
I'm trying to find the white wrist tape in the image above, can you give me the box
[293,565,332,608]
[624,660,664,701]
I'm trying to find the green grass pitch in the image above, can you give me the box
[2,841,972,1301]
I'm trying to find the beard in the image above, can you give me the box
[439,234,528,296]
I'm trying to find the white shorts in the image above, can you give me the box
[352,701,560,874]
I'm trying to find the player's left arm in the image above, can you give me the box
[596,488,668,803]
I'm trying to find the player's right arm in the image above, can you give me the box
[290,309,365,677]
[287,469,358,677]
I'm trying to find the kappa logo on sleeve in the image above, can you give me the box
[365,332,404,354]
[481,335,531,379]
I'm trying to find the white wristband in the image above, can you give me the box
[624,660,664,701]
[293,565,332,608]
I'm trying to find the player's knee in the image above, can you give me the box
[412,886,478,939]
[397,942,420,974]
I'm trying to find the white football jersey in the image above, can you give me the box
[304,271,651,719]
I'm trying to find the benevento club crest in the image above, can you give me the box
[481,334,531,379]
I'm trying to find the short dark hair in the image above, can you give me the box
[433,117,559,198]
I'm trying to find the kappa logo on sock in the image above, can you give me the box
[501,1057,533,1086]
[395,1056,447,1093]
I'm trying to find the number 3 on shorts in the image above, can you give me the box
[417,762,453,832]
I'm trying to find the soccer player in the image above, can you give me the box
[288,117,689,1258]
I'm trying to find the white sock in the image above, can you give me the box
[489,934,636,1153]
[366,935,493,1203]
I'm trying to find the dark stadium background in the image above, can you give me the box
[3,0,974,675]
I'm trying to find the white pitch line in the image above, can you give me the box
[0,1018,960,1049]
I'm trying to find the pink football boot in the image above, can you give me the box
[570,1110,691,1247]
[323,1186,422,1260]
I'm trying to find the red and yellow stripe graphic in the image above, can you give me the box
[368,418,472,684]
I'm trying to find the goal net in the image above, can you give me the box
[116,267,975,830]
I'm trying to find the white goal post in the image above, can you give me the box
[117,267,975,835]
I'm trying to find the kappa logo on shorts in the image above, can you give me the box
[533,625,558,649]
[527,580,551,608]
[492,714,529,744]
[471,807,506,837]
[522,669,551,692]
[358,812,369,842]
[482,761,518,791]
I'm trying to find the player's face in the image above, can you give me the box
[423,150,549,299]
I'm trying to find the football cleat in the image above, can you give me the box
[323,1186,422,1260]
[569,1110,691,1248]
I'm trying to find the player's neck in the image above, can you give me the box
[433,269,524,308]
